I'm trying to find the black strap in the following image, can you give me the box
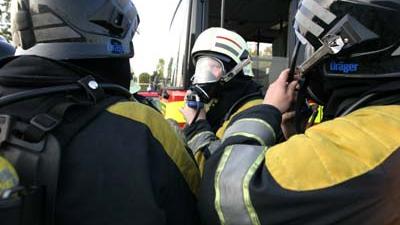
[24,101,90,142]
[1,95,126,225]
[44,95,125,225]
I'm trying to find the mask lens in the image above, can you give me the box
[192,57,225,84]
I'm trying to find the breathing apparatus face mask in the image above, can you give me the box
[188,55,252,104]
[189,56,225,104]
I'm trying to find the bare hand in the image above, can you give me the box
[179,105,206,125]
[264,69,298,113]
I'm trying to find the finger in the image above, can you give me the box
[287,80,298,95]
[283,111,296,120]
[276,68,290,84]
[282,114,294,122]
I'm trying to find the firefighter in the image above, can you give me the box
[198,0,400,224]
[180,27,264,173]
[0,0,200,224]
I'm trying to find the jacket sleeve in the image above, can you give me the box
[198,105,400,225]
[198,104,283,224]
[183,120,221,175]
[183,99,267,175]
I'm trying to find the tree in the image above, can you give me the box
[138,72,151,91]
[262,45,273,56]
[167,58,173,80]
[0,0,12,41]
[156,58,165,78]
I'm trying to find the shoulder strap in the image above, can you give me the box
[43,95,125,225]
[0,95,126,225]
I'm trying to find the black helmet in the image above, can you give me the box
[0,36,15,59]
[10,0,139,60]
[294,0,400,104]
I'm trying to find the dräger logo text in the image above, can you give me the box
[329,62,359,74]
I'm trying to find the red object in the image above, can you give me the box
[216,36,242,48]
[138,91,160,98]
[164,90,186,102]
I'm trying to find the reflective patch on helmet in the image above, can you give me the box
[215,42,240,57]
[329,62,359,74]
[295,10,324,38]
[216,36,242,49]
[392,46,400,56]
[301,0,336,25]
[34,26,81,42]
[108,39,124,54]
[32,13,63,28]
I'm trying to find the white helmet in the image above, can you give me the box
[191,27,254,81]
[11,0,139,60]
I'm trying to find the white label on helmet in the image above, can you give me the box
[295,10,324,38]
[392,46,400,56]
[302,0,336,24]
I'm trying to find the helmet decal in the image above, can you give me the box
[215,42,239,58]
[191,27,254,78]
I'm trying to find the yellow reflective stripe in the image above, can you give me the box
[215,146,234,225]
[0,157,19,192]
[266,105,400,191]
[107,102,200,194]
[243,148,266,225]
[195,151,207,176]
[223,118,276,146]
[216,99,263,138]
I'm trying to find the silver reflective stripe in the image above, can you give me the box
[295,10,324,37]
[302,0,336,24]
[316,0,335,9]
[187,131,215,155]
[222,118,276,146]
[215,145,265,225]
[392,46,400,56]
[34,27,81,42]
[32,13,63,28]
[208,140,222,155]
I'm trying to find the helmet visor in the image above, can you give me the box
[191,57,225,84]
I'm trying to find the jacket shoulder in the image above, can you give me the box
[266,105,400,191]
[106,101,200,194]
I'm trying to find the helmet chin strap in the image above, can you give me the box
[220,57,252,84]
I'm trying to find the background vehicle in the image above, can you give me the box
[161,0,303,125]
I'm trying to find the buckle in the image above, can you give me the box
[30,114,59,132]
